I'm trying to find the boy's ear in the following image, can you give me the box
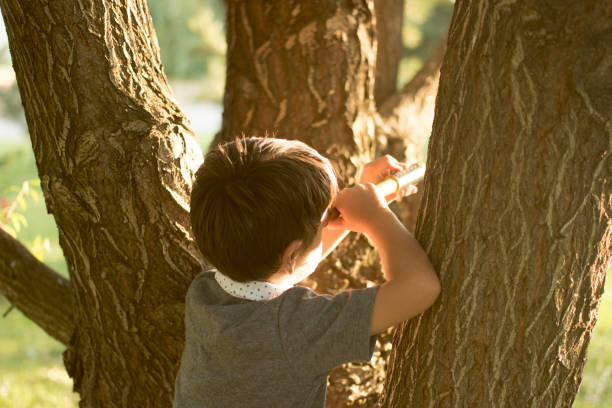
[280,239,303,274]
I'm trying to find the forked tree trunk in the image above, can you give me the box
[380,1,611,407]
[0,0,203,406]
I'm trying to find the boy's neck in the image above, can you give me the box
[265,270,294,288]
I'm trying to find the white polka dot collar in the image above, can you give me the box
[213,270,293,301]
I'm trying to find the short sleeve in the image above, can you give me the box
[277,285,380,377]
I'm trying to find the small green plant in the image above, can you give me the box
[0,179,52,262]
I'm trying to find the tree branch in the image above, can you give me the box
[0,227,74,345]
[376,34,447,162]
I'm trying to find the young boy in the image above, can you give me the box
[173,137,440,407]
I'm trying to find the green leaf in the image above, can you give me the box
[29,188,40,203]
[17,196,27,211]
[10,212,27,232]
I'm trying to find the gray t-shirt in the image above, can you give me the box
[173,270,379,407]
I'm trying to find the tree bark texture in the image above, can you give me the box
[0,228,74,345]
[0,0,204,406]
[381,2,612,407]
[215,0,378,185]
[373,0,404,109]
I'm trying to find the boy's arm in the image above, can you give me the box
[320,155,416,259]
[364,211,440,335]
[328,183,440,336]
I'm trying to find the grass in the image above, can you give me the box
[576,276,612,407]
[0,139,610,407]
[0,296,79,408]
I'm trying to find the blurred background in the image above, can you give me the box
[0,1,609,407]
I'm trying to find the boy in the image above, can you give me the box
[173,137,440,407]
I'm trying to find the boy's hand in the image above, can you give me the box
[359,155,418,201]
[326,183,393,234]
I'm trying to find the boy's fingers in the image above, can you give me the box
[362,155,405,184]
[386,184,418,203]
[399,185,418,198]
[380,157,408,175]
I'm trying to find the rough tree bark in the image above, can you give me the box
[380,1,612,407]
[0,0,203,406]
[373,0,403,109]
[0,228,73,345]
[214,0,378,184]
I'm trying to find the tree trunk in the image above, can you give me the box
[373,0,404,109]
[381,1,612,407]
[215,0,378,186]
[0,0,435,405]
[0,0,203,406]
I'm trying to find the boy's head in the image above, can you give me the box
[190,137,337,282]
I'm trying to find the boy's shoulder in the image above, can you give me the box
[185,268,379,322]
[276,283,380,377]
[276,282,379,321]
[183,268,379,378]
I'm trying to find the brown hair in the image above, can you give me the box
[190,137,337,282]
